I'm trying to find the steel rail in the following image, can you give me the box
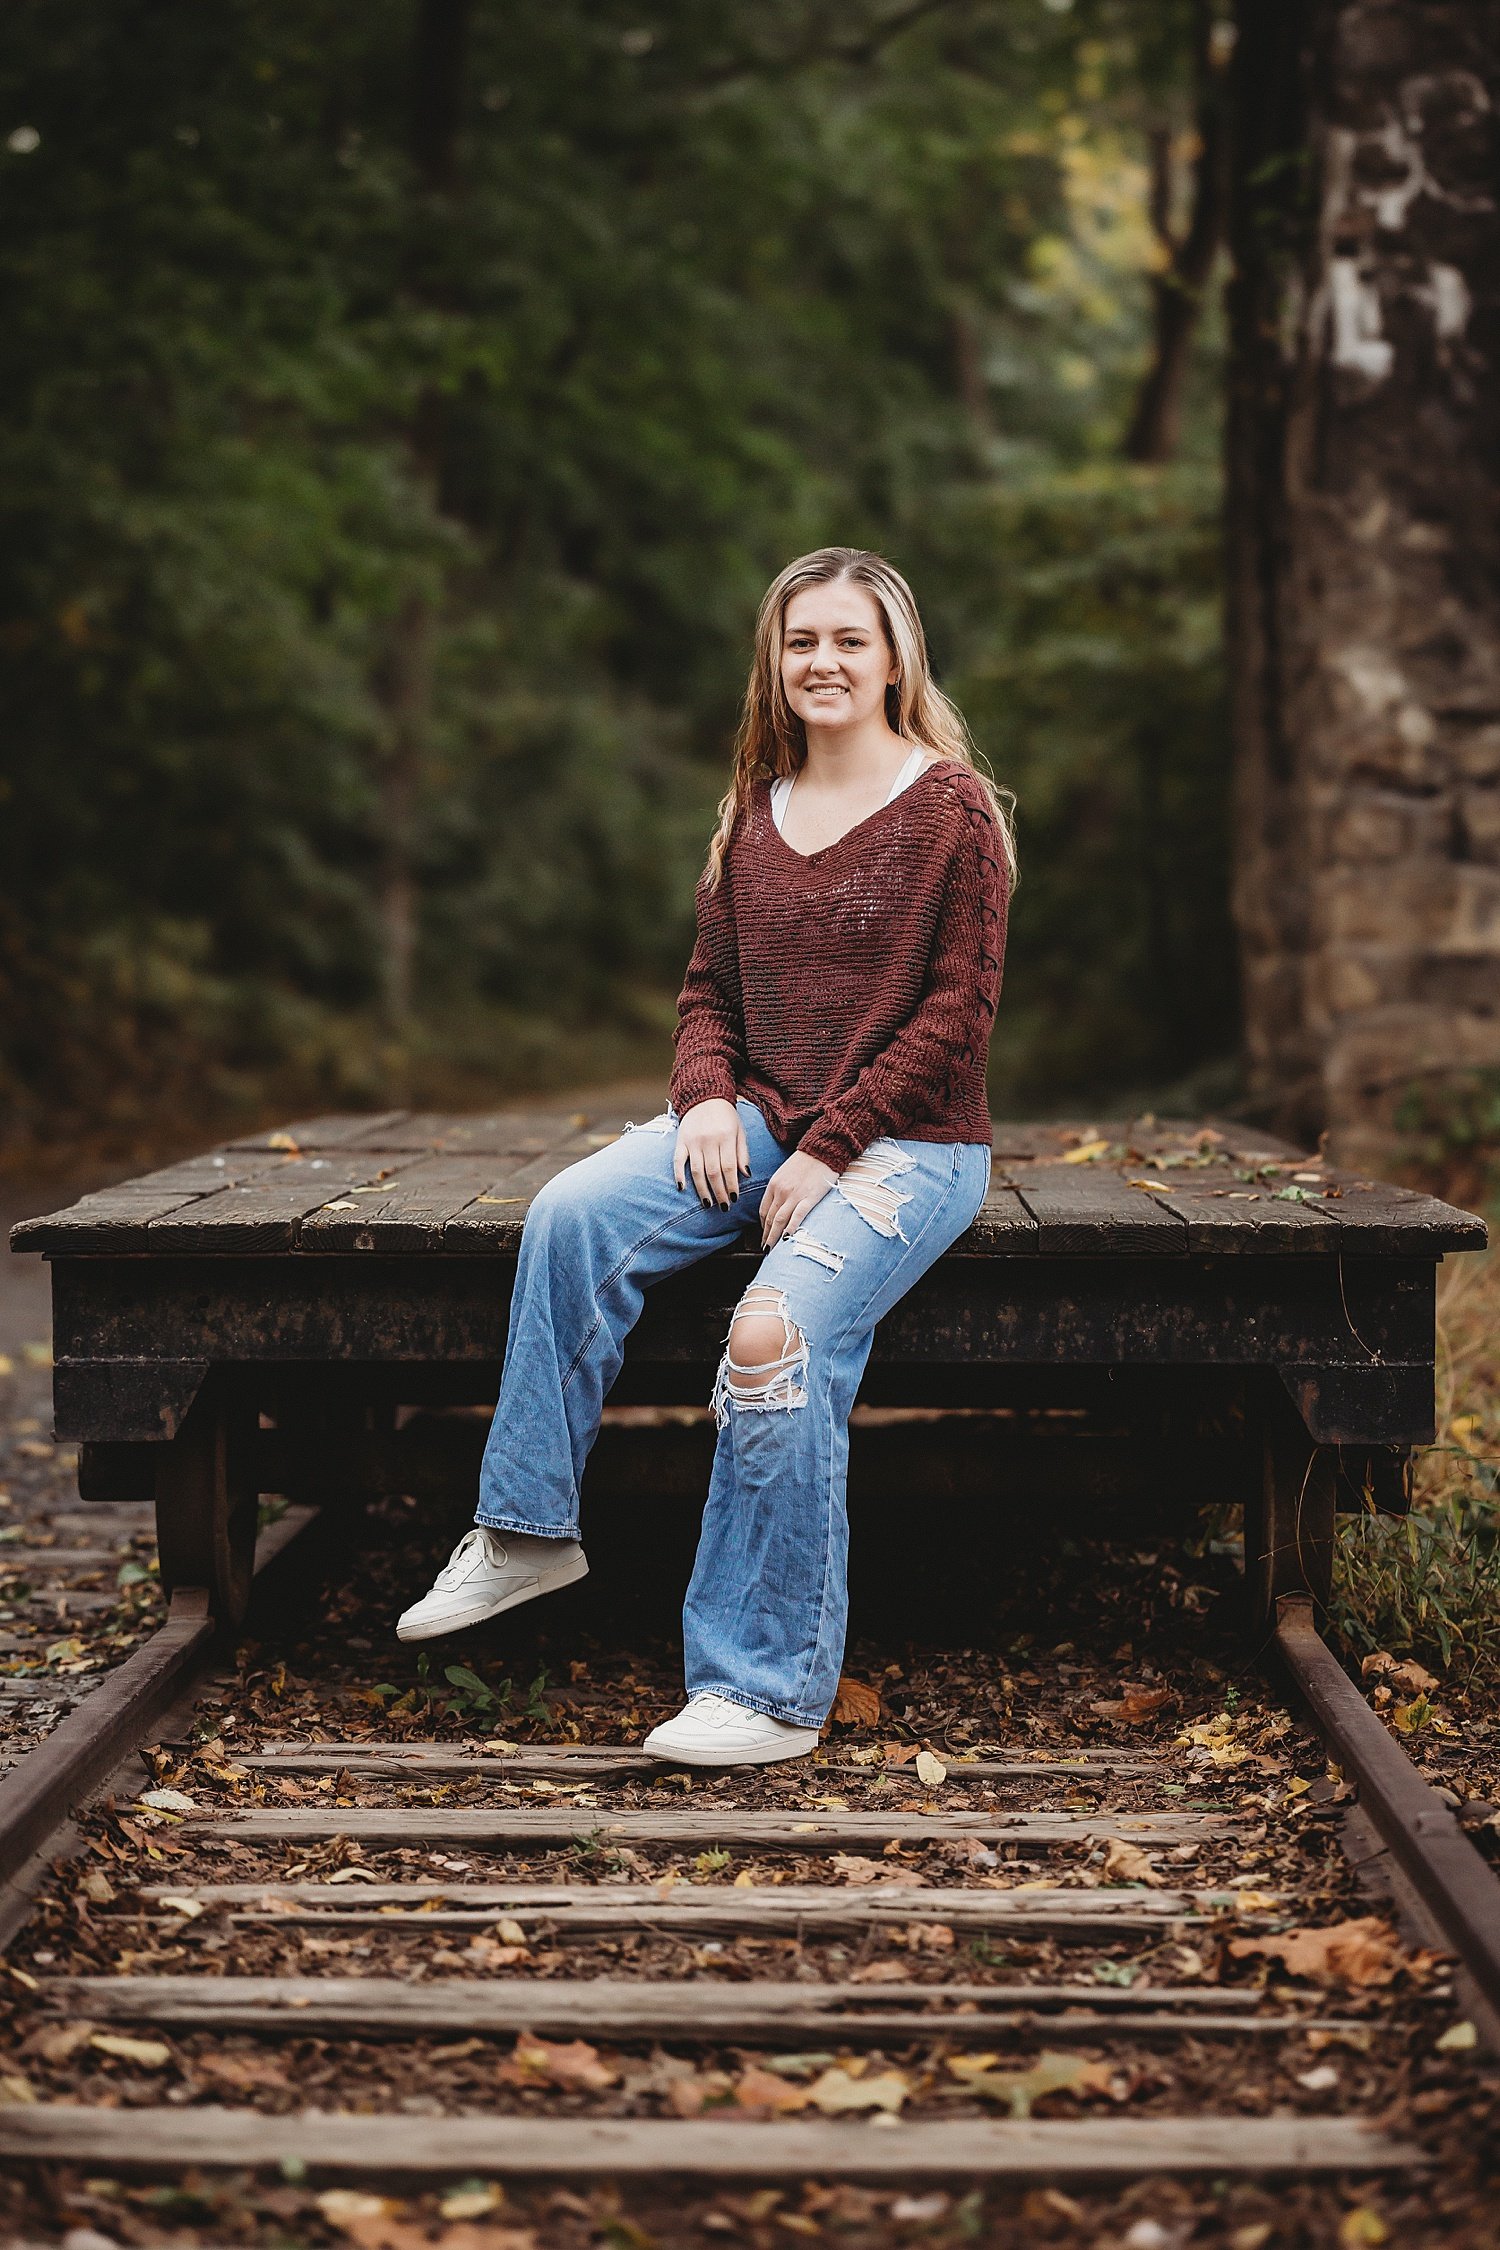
[0,1504,317,1911]
[1275,1594,1500,2035]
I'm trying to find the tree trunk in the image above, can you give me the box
[377,590,431,1044]
[1123,6,1232,467]
[1226,0,1500,1171]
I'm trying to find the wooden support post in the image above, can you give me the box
[1243,1385,1336,1640]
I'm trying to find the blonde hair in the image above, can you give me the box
[705,547,1017,890]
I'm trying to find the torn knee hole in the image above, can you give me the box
[711,1284,809,1426]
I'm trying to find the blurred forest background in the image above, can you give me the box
[0,0,1236,1159]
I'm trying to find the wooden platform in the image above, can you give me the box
[10,1108,1487,1630]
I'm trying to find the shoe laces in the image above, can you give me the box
[685,1692,747,1727]
[434,1527,502,1588]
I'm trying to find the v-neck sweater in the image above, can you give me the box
[669,758,1008,1173]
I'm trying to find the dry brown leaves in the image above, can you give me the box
[497,2033,619,2091]
[1361,1651,1439,1697]
[1101,1837,1161,1886]
[317,2189,533,2250]
[1228,1916,1407,1988]
[828,1853,925,1886]
[1090,1684,1175,1724]
[828,1675,882,1727]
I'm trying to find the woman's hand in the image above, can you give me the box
[674,1098,750,1209]
[760,1151,837,1249]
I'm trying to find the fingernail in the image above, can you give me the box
[701,1196,711,1208]
[729,1192,738,1203]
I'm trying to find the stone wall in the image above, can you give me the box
[1226,0,1500,1172]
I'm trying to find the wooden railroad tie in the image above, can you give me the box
[0,2108,1429,2180]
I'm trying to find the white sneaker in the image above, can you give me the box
[642,1691,819,1768]
[396,1527,588,1642]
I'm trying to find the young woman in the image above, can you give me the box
[398,548,1015,1767]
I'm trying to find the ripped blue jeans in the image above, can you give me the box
[476,1097,992,1726]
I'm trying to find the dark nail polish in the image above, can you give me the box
[701,1196,711,1208]
[729,1192,738,1203]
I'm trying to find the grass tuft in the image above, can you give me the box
[1331,1243,1500,1679]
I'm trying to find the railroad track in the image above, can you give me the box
[0,1509,1498,2244]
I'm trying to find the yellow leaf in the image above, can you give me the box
[1061,1139,1109,1164]
[1436,2020,1477,2052]
[951,2050,1109,2119]
[439,2186,504,2220]
[0,2077,37,2105]
[1338,2210,1388,2248]
[493,1918,527,1946]
[266,1132,302,1153]
[89,2032,171,2068]
[318,2191,391,2229]
[806,2066,907,2115]
[915,1750,947,1788]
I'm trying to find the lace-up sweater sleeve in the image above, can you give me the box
[669,860,746,1115]
[797,790,1008,1172]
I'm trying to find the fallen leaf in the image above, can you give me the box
[438,2185,505,2220]
[499,2033,618,2091]
[1338,2211,1388,2248]
[1296,2064,1340,2091]
[158,1893,204,1919]
[948,2050,1111,2119]
[1102,1838,1160,1886]
[1061,1139,1110,1164]
[89,2032,171,2068]
[1091,1685,1174,1724]
[493,1917,527,1946]
[806,2066,908,2114]
[1362,1650,1439,1697]
[24,2021,98,2064]
[849,1959,914,1983]
[915,1750,947,1788]
[1176,1715,1251,1765]
[138,1787,196,1814]
[1435,2020,1477,2053]
[0,2077,36,2105]
[1229,1917,1404,1988]
[194,2053,292,2093]
[829,1675,882,1727]
[734,2066,811,2114]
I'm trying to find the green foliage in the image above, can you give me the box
[1332,1483,1500,1680]
[0,1,1231,1145]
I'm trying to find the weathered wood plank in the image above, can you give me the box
[239,1746,1163,1782]
[144,1160,399,1253]
[9,1154,289,1253]
[1007,1166,1190,1256]
[19,1112,1484,1256]
[225,1114,411,1152]
[49,1973,1331,2044]
[196,1807,1237,1849]
[0,2106,1426,2180]
[135,1880,1230,1937]
[142,1878,1223,1921]
[298,1159,521,1255]
[1126,1177,1346,1254]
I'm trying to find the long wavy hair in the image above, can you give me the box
[704,547,1017,890]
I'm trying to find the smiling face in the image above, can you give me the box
[780,579,898,738]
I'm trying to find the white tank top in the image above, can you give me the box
[770,745,932,835]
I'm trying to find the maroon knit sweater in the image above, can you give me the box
[669,759,1008,1174]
